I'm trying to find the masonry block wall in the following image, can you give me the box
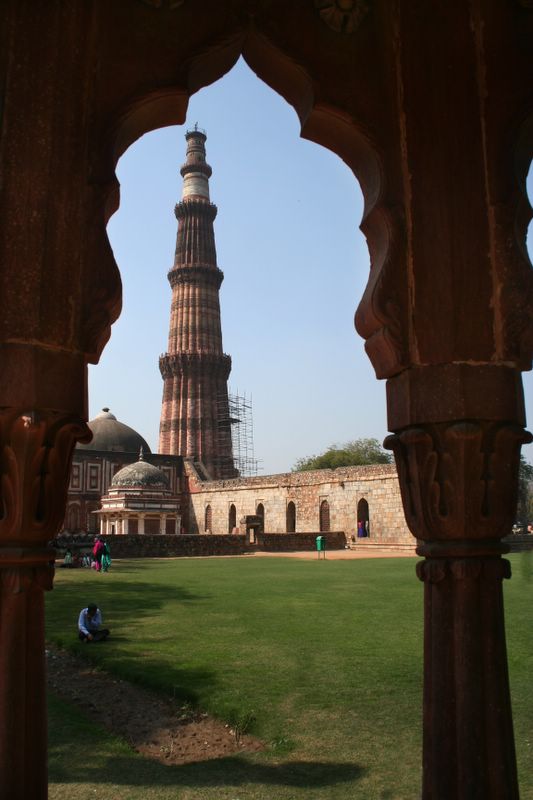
[56,533,248,558]
[187,463,411,545]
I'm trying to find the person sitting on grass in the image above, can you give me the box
[78,603,110,643]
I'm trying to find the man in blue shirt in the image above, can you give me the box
[78,603,110,643]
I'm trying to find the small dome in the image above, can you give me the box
[77,408,151,454]
[111,452,169,489]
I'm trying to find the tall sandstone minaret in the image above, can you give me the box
[159,128,236,479]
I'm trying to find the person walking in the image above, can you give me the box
[92,537,104,571]
[101,540,112,572]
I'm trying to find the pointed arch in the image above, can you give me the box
[204,504,212,533]
[228,503,237,533]
[286,501,296,533]
[357,497,370,538]
[319,499,330,533]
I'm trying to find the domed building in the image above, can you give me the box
[64,409,183,534]
[95,450,181,536]
[76,408,151,455]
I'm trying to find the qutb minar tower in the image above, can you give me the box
[159,128,236,479]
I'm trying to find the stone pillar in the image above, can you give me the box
[0,411,89,799]
[138,515,145,535]
[160,514,167,535]
[123,517,129,536]
[351,4,533,793]
[0,552,52,800]
[385,393,529,799]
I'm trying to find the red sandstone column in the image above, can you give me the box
[385,401,529,799]
[353,4,533,795]
[0,412,90,799]
[0,552,51,799]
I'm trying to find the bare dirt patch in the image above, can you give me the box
[46,645,264,765]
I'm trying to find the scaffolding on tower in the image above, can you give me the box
[217,390,261,478]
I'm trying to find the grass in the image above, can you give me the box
[45,553,533,799]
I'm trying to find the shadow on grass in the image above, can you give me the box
[51,752,365,790]
[47,642,218,709]
[47,577,210,647]
[48,693,365,793]
[46,577,216,705]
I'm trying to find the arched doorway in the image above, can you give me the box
[286,501,296,533]
[228,503,237,533]
[205,504,212,533]
[357,498,369,538]
[256,503,265,534]
[319,499,330,533]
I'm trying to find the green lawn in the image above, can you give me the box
[45,554,533,800]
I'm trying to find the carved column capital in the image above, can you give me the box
[385,419,531,545]
[416,557,512,584]
[0,409,91,547]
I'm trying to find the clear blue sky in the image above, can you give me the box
[99,58,533,474]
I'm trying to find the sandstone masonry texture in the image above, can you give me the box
[186,463,412,545]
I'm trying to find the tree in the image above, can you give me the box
[293,438,392,472]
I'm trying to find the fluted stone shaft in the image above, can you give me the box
[159,130,236,479]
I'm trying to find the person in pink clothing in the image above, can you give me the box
[92,537,105,571]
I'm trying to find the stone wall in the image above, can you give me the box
[187,463,411,545]
[257,532,346,551]
[54,533,248,559]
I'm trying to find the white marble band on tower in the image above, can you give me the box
[181,127,211,200]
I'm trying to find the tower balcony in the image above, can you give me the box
[167,264,224,289]
[174,199,217,221]
[159,352,232,380]
[180,161,212,180]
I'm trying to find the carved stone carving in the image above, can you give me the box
[0,410,91,547]
[385,421,532,543]
[315,0,368,34]
[416,556,511,584]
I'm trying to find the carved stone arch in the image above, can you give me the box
[98,16,397,375]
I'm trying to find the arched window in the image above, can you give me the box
[228,503,237,533]
[256,502,265,533]
[67,504,80,532]
[357,498,370,538]
[319,499,330,533]
[286,501,296,533]
[204,504,212,532]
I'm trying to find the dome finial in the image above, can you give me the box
[139,446,144,461]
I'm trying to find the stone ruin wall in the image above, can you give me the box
[187,463,413,546]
